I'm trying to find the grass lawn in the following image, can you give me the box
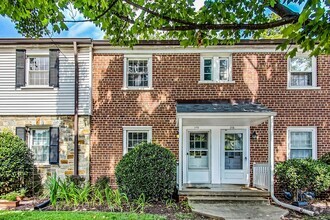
[0,211,166,220]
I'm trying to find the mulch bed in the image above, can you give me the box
[7,198,210,220]
[279,200,330,219]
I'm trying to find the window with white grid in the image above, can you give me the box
[124,57,152,89]
[200,56,232,83]
[28,56,49,86]
[288,56,317,88]
[287,127,317,159]
[123,126,152,154]
[30,129,50,164]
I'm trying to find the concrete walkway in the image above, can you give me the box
[189,200,289,220]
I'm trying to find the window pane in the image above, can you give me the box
[31,129,49,163]
[291,149,312,159]
[127,59,149,87]
[290,131,312,149]
[290,57,312,72]
[225,152,243,169]
[219,59,229,81]
[224,133,243,170]
[28,57,49,86]
[290,72,312,86]
[203,59,212,80]
[127,131,149,150]
[188,132,209,169]
[204,59,212,66]
[204,74,212,80]
[224,133,243,151]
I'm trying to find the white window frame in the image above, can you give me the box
[287,127,317,160]
[29,128,50,165]
[25,53,50,87]
[21,49,52,89]
[200,54,233,83]
[122,126,152,155]
[287,55,318,89]
[123,54,153,90]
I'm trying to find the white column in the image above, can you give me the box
[178,118,183,190]
[268,116,274,192]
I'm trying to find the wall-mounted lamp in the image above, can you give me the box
[251,131,258,140]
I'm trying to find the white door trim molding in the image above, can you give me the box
[220,128,250,185]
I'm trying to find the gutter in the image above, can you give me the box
[73,41,79,176]
[269,116,314,216]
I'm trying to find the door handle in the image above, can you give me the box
[245,157,247,160]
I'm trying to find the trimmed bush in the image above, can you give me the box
[275,158,330,200]
[320,152,330,165]
[0,130,41,195]
[115,143,176,201]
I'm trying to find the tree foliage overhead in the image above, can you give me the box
[0,0,329,56]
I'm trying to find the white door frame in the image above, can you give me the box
[220,128,250,185]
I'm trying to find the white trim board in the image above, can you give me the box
[93,45,291,54]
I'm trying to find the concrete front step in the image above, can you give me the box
[188,196,270,205]
[180,190,270,197]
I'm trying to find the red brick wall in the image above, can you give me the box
[91,52,330,186]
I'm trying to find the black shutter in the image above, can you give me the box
[49,127,59,164]
[16,50,26,88]
[49,49,59,87]
[16,127,26,142]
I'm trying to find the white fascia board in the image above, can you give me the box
[175,112,277,126]
[93,45,292,54]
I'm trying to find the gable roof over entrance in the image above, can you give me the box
[177,100,273,114]
[176,100,276,126]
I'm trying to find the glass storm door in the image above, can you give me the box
[186,132,210,184]
[221,130,249,184]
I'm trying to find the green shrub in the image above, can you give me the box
[0,130,41,196]
[115,142,177,201]
[320,152,330,165]
[275,158,330,200]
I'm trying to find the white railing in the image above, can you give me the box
[253,163,270,191]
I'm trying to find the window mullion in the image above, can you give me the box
[214,57,219,82]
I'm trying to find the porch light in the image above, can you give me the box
[251,131,258,140]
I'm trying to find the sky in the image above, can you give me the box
[0,1,305,39]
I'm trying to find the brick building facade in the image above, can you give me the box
[90,41,329,189]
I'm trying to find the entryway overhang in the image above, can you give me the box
[176,101,277,191]
[176,101,277,126]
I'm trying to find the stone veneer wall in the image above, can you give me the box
[0,115,90,182]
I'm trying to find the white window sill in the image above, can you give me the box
[287,86,321,90]
[19,86,57,90]
[121,87,154,91]
[34,163,51,168]
[198,80,235,84]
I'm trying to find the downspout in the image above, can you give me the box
[73,41,79,176]
[269,115,314,216]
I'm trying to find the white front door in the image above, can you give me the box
[185,131,211,184]
[221,129,249,184]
